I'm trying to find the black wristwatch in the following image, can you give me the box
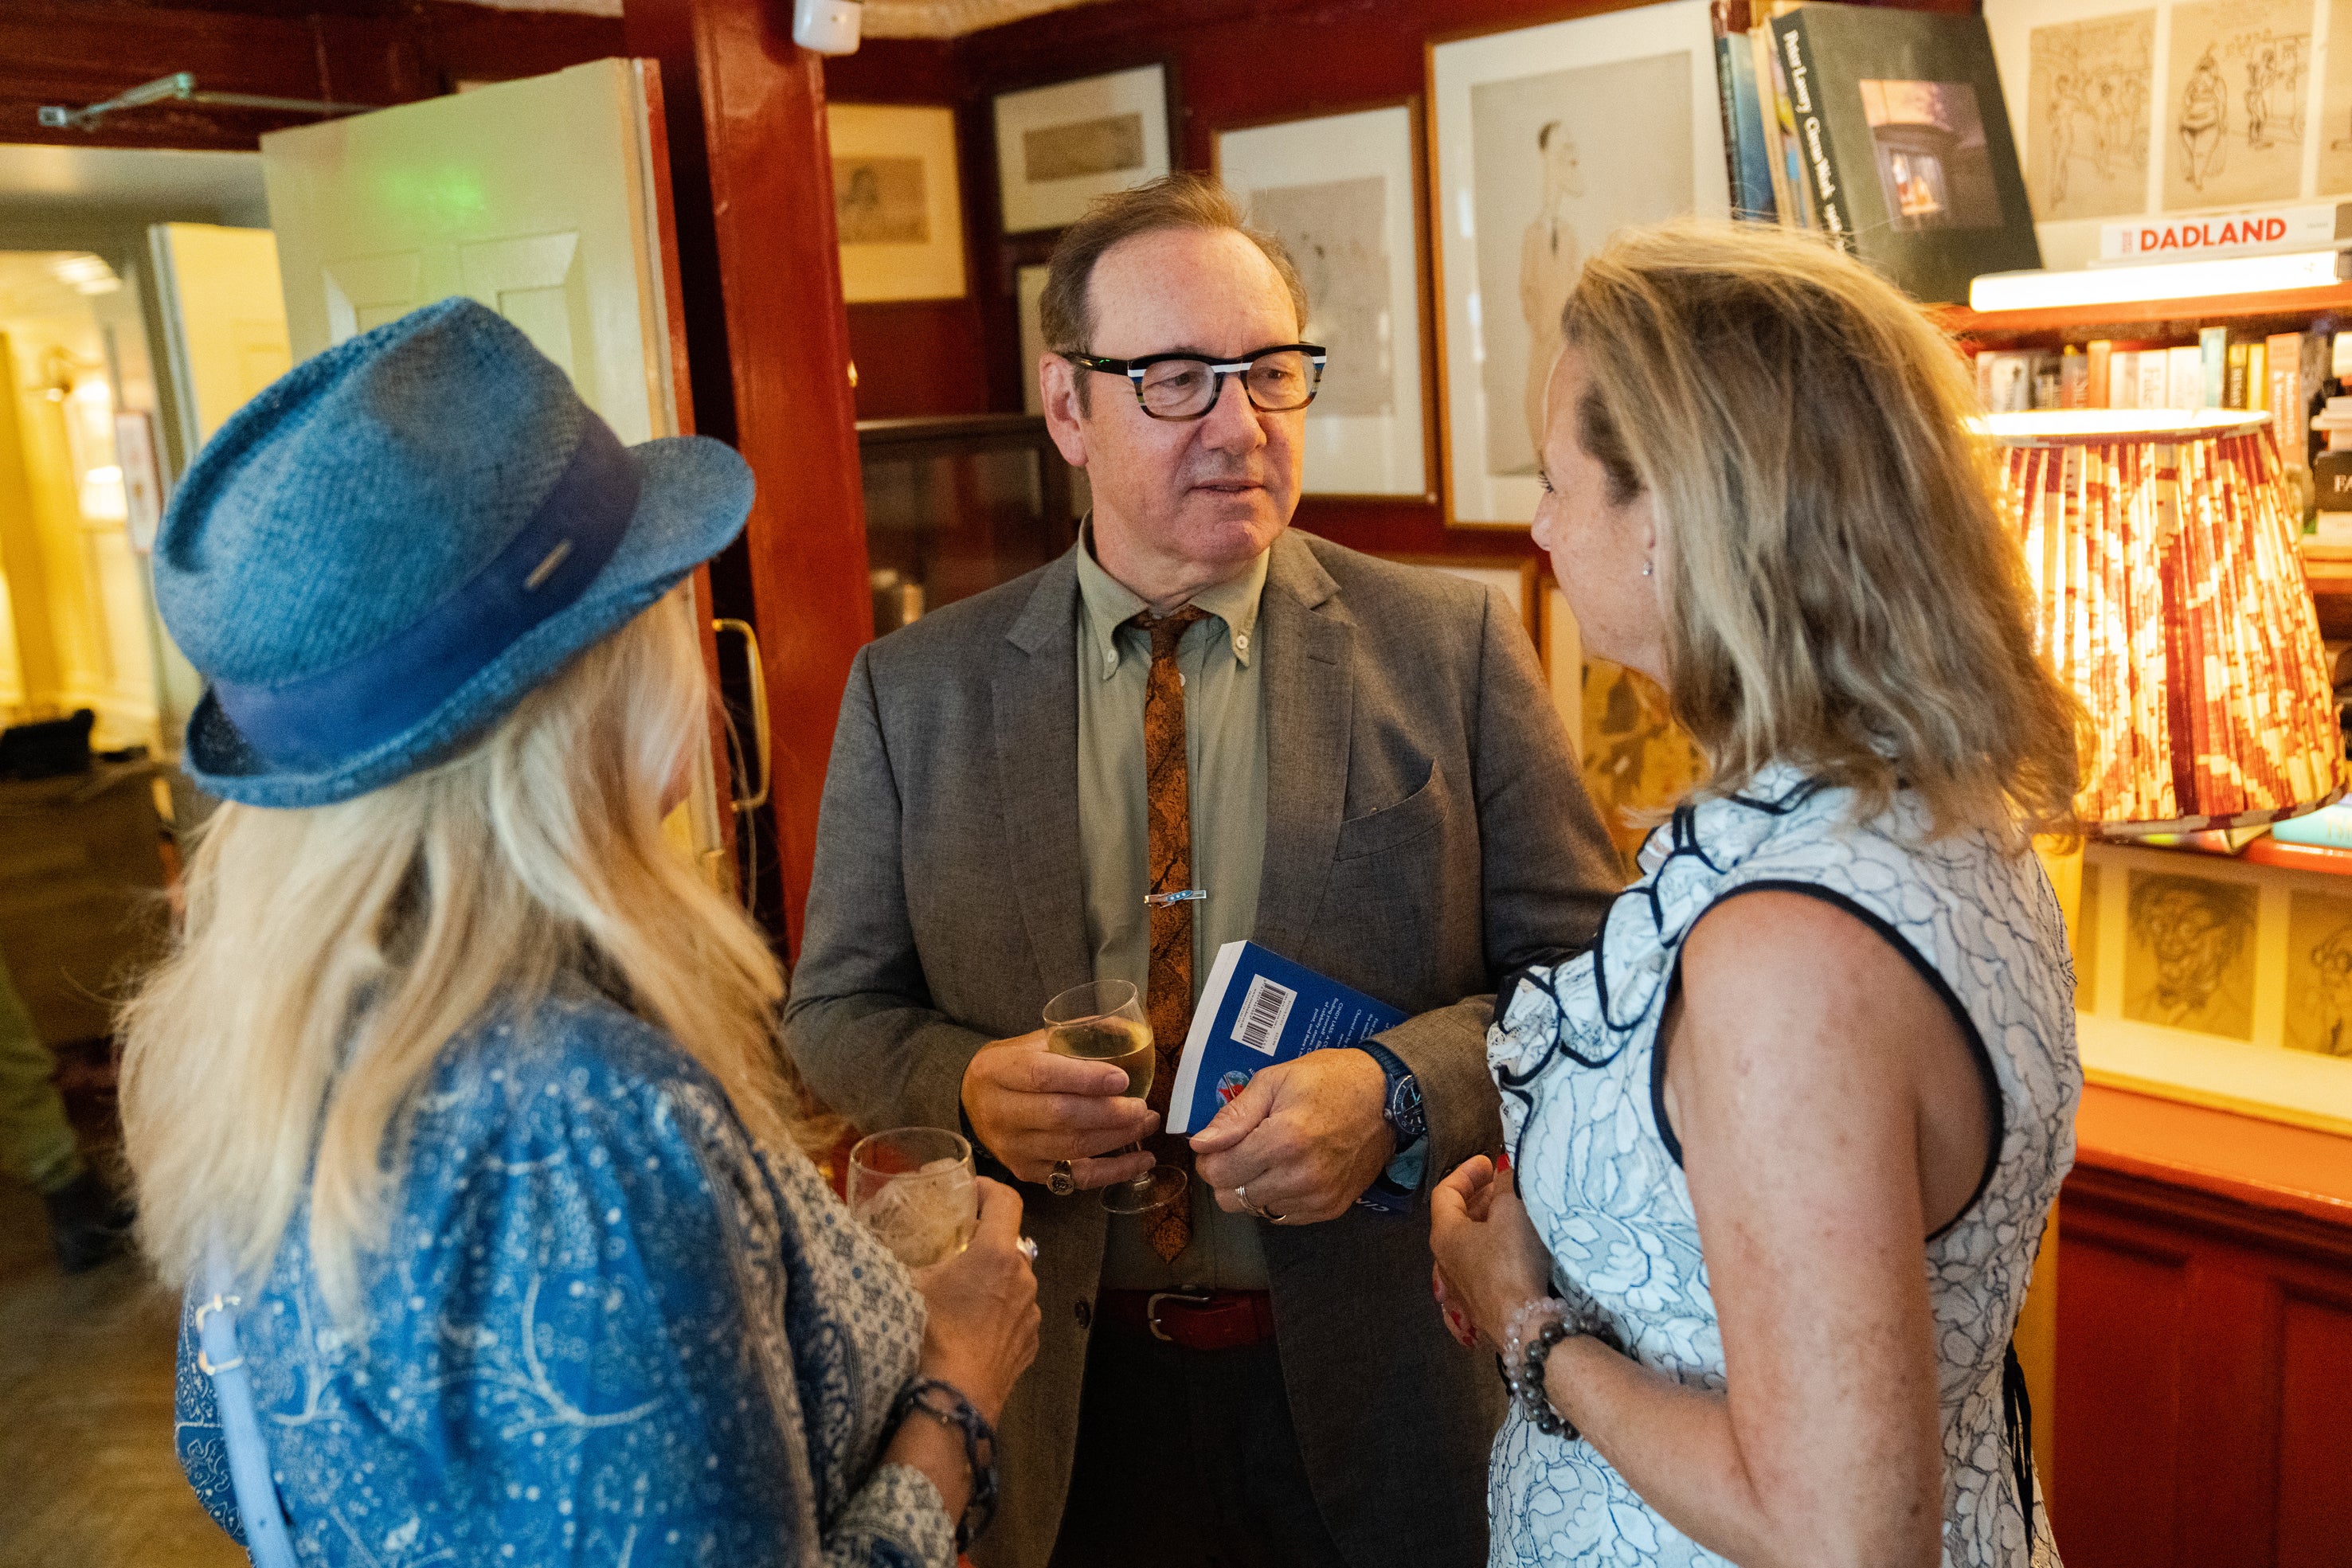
[1357,1041,1426,1144]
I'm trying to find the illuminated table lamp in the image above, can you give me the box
[1982,409,2347,836]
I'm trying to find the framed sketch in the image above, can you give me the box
[993,65,1173,234]
[1016,263,1051,416]
[1215,103,1434,499]
[1427,0,1731,528]
[828,104,967,303]
[1985,0,2324,270]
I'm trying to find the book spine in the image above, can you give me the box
[2199,326,2229,409]
[1761,20,1814,229]
[2269,330,2309,467]
[2137,350,2169,410]
[1772,14,1853,249]
[2059,345,2088,409]
[2166,344,2201,409]
[2226,340,2251,409]
[1747,22,1790,225]
[2111,349,2139,410]
[2086,340,2113,409]
[1711,3,1746,215]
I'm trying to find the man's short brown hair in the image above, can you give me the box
[1039,173,1310,411]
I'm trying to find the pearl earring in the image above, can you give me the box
[1641,560,1653,577]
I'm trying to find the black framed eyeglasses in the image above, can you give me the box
[1062,343,1328,421]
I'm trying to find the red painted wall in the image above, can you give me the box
[824,0,1967,557]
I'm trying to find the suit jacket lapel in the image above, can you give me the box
[1254,533,1353,960]
[993,555,1093,1002]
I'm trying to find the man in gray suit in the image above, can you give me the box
[787,174,1618,1568]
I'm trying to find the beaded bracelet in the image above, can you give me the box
[1500,1295,1616,1441]
[889,1377,999,1552]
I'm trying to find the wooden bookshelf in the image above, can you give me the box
[2299,542,2352,639]
[2240,835,2352,878]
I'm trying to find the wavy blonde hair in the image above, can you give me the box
[119,588,794,1320]
[1561,221,2082,841]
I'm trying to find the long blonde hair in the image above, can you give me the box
[1561,221,2082,840]
[119,589,792,1319]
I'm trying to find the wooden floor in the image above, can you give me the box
[0,1181,242,1568]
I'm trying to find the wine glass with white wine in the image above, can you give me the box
[1042,979,1185,1214]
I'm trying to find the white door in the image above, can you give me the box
[260,61,734,886]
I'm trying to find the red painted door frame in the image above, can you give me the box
[627,0,871,956]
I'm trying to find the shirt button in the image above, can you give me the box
[1074,1299,1093,1329]
[1235,632,1249,655]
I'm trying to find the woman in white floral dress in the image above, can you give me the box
[1430,222,2081,1568]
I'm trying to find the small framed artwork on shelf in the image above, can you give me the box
[2073,839,2352,1136]
[992,65,1174,235]
[1215,100,1435,499]
[1427,0,1731,528]
[828,104,968,303]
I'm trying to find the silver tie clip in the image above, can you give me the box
[1145,888,1207,907]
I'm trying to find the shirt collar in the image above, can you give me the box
[1073,518,1270,677]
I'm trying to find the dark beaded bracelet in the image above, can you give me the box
[889,1377,999,1553]
[1520,1320,1578,1440]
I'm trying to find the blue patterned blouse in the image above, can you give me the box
[173,990,955,1567]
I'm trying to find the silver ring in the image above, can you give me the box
[1047,1160,1076,1198]
[1018,1235,1039,1263]
[1237,1183,1282,1222]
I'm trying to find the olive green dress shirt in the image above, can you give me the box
[1073,532,1272,1290]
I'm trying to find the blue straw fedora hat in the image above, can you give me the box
[154,297,753,809]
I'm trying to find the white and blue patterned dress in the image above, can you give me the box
[173,988,955,1568]
[1487,764,2076,1567]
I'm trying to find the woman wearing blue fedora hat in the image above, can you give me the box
[115,298,1038,1567]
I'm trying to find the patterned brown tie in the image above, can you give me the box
[1134,604,1207,1261]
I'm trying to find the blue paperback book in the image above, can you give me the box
[1168,941,1412,1213]
[2270,803,2352,849]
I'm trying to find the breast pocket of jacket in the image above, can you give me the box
[1333,760,1452,861]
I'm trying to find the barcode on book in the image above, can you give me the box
[1232,975,1297,1056]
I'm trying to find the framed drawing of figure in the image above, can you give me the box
[1428,0,1731,527]
[1215,101,1436,499]
[828,103,968,303]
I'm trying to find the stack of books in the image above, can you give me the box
[1710,0,2040,305]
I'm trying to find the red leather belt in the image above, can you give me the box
[1096,1288,1276,1352]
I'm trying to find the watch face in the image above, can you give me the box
[1388,1076,1426,1140]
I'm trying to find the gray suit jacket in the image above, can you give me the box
[785,529,1618,1568]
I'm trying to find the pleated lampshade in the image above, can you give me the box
[1984,409,2347,835]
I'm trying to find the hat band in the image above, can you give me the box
[210,417,641,771]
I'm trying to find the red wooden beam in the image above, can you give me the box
[628,0,873,956]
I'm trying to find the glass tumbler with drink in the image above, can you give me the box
[1043,979,1186,1214]
[847,1126,980,1267]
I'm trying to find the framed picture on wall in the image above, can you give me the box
[1215,101,1435,499]
[828,103,968,303]
[1428,0,1731,527]
[1016,263,1051,416]
[993,65,1173,234]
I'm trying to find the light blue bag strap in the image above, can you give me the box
[196,1241,302,1568]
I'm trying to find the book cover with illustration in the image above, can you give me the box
[1167,941,1405,1139]
[1769,2,2040,303]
